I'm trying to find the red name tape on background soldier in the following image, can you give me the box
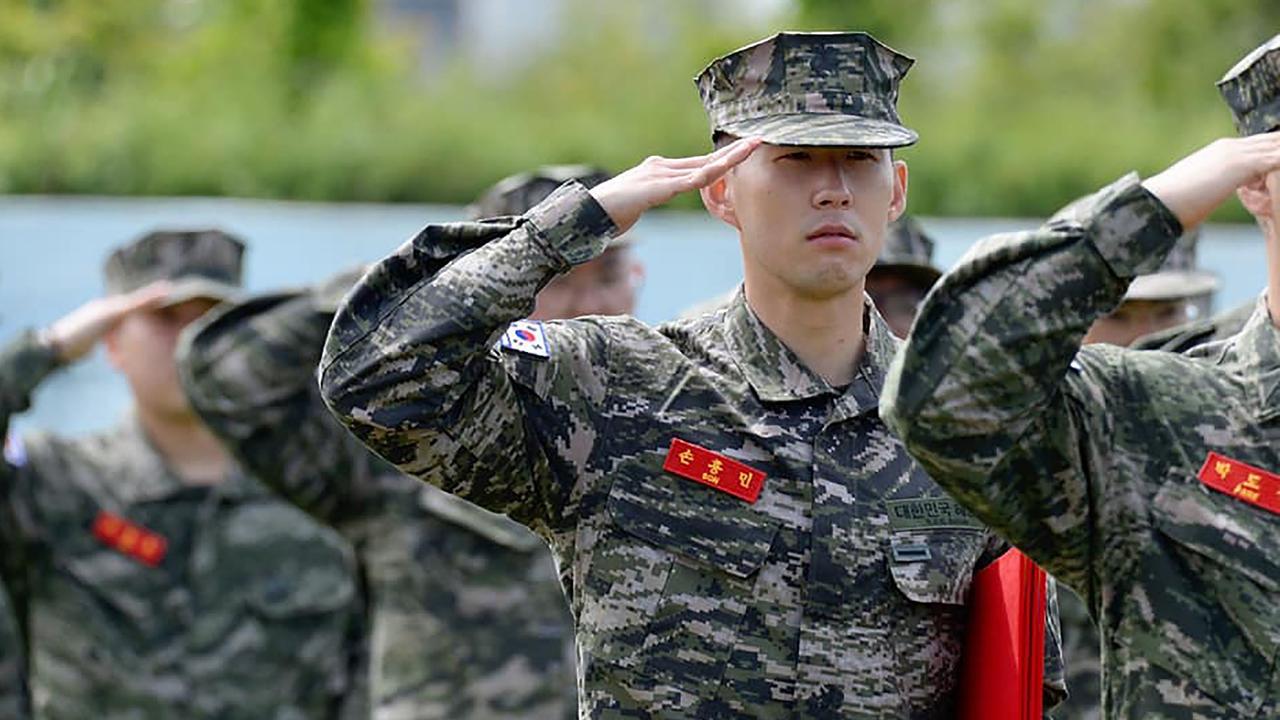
[92,510,168,567]
[662,438,766,503]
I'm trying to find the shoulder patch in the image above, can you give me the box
[3,433,26,467]
[499,319,551,358]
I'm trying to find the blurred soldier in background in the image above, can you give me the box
[0,230,367,719]
[866,216,942,338]
[1082,230,1219,347]
[176,166,632,720]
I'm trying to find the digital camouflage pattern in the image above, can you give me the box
[695,31,918,147]
[1054,587,1102,720]
[318,180,1065,718]
[177,274,578,720]
[875,216,942,290]
[467,165,611,220]
[1133,301,1255,353]
[104,228,246,305]
[1218,33,1280,136]
[0,331,367,720]
[882,173,1280,718]
[0,577,30,719]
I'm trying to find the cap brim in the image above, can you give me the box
[719,113,918,148]
[160,278,243,308]
[1125,271,1220,301]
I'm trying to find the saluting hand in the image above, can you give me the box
[590,137,762,236]
[42,281,172,363]
[1143,130,1280,230]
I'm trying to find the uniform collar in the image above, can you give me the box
[110,414,257,505]
[1233,297,1280,422]
[723,287,901,413]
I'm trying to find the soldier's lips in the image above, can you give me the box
[805,224,858,249]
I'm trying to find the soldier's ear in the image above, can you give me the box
[102,324,126,371]
[701,176,740,230]
[887,159,909,223]
[1237,175,1273,219]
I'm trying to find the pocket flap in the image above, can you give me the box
[607,474,777,579]
[887,530,985,605]
[1153,481,1280,593]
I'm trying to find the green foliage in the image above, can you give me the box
[0,0,1276,219]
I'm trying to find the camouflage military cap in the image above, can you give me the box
[1125,229,1219,302]
[872,216,941,289]
[1218,33,1280,136]
[104,228,245,306]
[695,31,918,148]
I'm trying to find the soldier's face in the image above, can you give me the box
[865,270,929,339]
[530,246,644,320]
[708,143,908,298]
[1082,298,1191,347]
[106,298,219,419]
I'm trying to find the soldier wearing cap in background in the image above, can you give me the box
[0,230,367,718]
[882,30,1280,719]
[175,167,630,720]
[866,216,942,338]
[318,31,1063,717]
[470,165,645,320]
[1082,230,1220,347]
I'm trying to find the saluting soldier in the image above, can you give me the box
[174,166,635,720]
[0,231,366,719]
[882,33,1280,720]
[319,31,1063,718]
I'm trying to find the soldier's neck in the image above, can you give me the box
[743,275,867,387]
[135,406,232,486]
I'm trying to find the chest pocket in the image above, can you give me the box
[884,496,989,606]
[603,468,779,692]
[1140,480,1280,715]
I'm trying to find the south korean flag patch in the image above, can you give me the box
[499,319,551,358]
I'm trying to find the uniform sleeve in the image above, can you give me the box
[880,173,1183,599]
[319,181,618,535]
[0,332,60,554]
[177,275,390,533]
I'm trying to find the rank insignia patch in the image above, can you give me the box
[662,438,766,504]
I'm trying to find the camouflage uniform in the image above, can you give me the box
[177,270,577,720]
[0,575,30,719]
[1133,302,1254,353]
[319,32,1064,718]
[881,35,1280,720]
[0,231,366,719]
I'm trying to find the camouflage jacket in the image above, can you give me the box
[177,281,577,720]
[0,331,366,720]
[882,173,1280,719]
[0,575,30,719]
[318,181,1065,719]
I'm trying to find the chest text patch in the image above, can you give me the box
[92,511,168,567]
[885,497,985,531]
[1198,451,1280,516]
[662,438,766,504]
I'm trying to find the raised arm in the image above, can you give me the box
[320,140,760,533]
[177,270,393,531]
[881,133,1280,595]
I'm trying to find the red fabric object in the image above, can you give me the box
[957,548,1047,719]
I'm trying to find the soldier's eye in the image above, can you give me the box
[780,151,810,161]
